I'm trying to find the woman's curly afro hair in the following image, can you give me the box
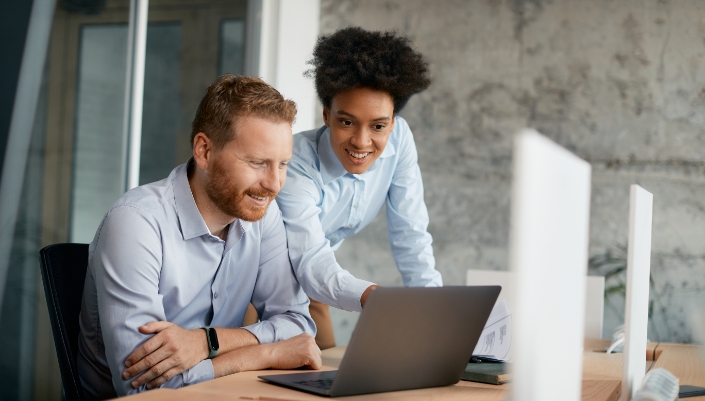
[305,27,431,113]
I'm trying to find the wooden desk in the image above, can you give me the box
[116,340,704,401]
[652,343,705,399]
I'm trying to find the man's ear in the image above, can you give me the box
[322,107,330,127]
[192,132,212,171]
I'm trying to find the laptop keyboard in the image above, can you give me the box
[294,379,334,390]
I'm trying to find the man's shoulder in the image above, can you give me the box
[113,177,172,212]
[105,167,180,224]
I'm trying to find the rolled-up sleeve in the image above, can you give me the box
[277,167,374,312]
[91,205,214,396]
[245,201,317,343]
[386,122,443,287]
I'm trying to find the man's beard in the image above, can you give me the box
[205,157,277,222]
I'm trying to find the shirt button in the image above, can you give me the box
[331,238,337,244]
[346,225,352,229]
[353,204,359,208]
[213,292,219,299]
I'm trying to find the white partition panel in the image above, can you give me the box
[622,185,654,400]
[584,275,605,339]
[509,129,592,401]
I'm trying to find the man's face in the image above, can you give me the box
[205,115,292,222]
[324,87,395,175]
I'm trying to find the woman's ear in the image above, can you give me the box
[322,107,330,127]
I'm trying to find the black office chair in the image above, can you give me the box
[39,243,89,401]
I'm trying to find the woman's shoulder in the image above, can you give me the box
[292,127,321,154]
[289,127,325,182]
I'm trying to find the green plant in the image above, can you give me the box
[588,244,672,342]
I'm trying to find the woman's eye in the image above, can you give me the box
[374,124,386,130]
[340,119,353,126]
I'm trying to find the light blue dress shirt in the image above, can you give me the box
[77,161,315,400]
[277,116,443,313]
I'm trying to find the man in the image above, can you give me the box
[275,27,443,349]
[77,75,320,400]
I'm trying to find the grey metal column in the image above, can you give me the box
[0,0,56,311]
[245,0,263,77]
[123,0,149,190]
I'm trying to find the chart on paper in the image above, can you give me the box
[472,299,512,362]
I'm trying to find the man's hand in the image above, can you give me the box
[212,333,322,378]
[267,333,322,370]
[123,322,209,389]
[360,284,381,308]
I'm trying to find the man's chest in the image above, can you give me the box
[157,238,259,324]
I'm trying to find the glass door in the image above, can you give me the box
[70,21,184,242]
[67,5,246,243]
[27,1,248,399]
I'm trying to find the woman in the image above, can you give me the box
[276,27,442,349]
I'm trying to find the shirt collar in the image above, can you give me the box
[317,125,397,185]
[173,159,252,241]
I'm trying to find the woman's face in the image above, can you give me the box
[323,87,395,175]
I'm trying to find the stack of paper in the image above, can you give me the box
[472,299,512,362]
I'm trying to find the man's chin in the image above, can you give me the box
[235,205,270,222]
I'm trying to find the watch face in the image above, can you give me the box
[207,328,219,350]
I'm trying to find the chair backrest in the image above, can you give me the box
[465,269,605,339]
[39,243,89,401]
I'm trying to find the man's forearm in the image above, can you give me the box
[211,343,273,378]
[213,327,260,354]
[211,333,322,378]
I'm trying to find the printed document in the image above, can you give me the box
[472,299,512,362]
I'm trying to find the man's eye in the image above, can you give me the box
[280,162,289,169]
[340,119,353,126]
[251,161,264,166]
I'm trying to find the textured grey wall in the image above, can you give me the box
[320,0,705,345]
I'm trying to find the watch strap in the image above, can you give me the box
[202,326,219,359]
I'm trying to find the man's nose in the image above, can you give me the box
[262,167,282,194]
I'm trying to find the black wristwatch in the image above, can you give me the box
[202,326,219,359]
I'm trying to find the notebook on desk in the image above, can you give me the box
[259,286,500,397]
[462,361,511,385]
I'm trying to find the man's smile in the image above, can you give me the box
[247,193,268,205]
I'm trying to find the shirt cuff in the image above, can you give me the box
[338,276,375,312]
[182,358,214,386]
[243,321,273,344]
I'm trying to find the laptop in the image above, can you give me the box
[259,286,500,397]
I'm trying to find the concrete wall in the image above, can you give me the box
[320,0,705,344]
